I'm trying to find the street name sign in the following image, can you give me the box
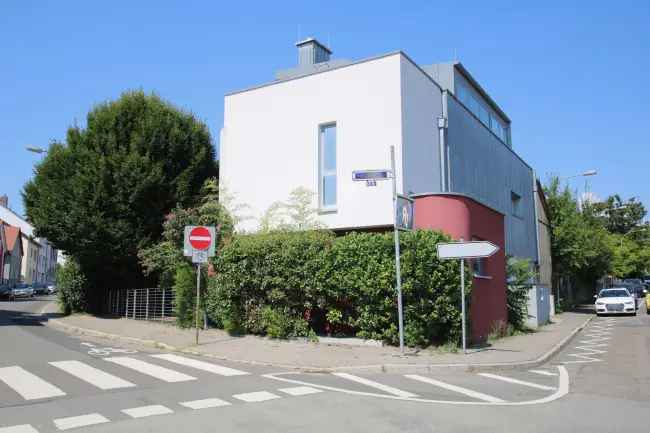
[352,169,392,181]
[437,241,499,260]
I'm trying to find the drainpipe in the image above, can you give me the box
[438,91,449,192]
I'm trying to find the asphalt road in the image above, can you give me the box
[0,297,648,433]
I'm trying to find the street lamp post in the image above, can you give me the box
[26,146,48,155]
[559,169,598,208]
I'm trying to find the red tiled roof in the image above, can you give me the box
[3,224,21,253]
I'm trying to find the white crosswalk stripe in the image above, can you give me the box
[529,369,558,377]
[278,386,323,396]
[122,405,173,418]
[49,360,136,390]
[232,391,281,402]
[180,397,232,409]
[405,374,505,403]
[105,357,196,382]
[332,373,418,398]
[0,366,66,400]
[53,413,109,431]
[0,425,40,433]
[478,373,556,391]
[150,354,249,376]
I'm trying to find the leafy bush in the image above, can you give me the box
[139,177,234,289]
[173,262,199,328]
[506,257,537,329]
[205,230,332,335]
[323,230,466,346]
[206,229,468,347]
[56,260,88,315]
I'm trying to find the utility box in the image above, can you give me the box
[527,285,551,328]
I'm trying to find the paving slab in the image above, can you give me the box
[45,303,592,372]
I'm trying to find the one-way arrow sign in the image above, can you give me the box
[437,241,499,260]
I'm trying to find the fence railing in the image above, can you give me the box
[107,288,174,321]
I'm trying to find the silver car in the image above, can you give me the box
[10,284,35,300]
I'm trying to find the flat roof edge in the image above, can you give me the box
[224,51,405,97]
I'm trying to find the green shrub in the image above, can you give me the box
[173,262,198,328]
[205,230,333,330]
[56,260,88,315]
[205,229,468,347]
[506,257,537,330]
[324,230,467,346]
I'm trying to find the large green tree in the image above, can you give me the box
[23,91,217,308]
[590,194,647,235]
[544,177,612,297]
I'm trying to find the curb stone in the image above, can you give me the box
[46,313,593,374]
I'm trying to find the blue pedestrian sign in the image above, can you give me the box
[395,195,414,231]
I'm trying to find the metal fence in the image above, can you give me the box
[107,288,174,321]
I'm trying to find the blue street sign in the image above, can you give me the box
[352,170,392,181]
[395,195,414,231]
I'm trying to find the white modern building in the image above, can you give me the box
[220,38,538,261]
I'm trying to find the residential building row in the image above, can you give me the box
[0,194,58,286]
[219,39,553,341]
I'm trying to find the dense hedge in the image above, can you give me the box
[56,260,88,315]
[206,229,469,347]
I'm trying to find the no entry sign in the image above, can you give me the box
[183,226,216,258]
[189,226,211,250]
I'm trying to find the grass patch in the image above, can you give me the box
[487,320,535,343]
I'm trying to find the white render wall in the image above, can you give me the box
[221,54,405,232]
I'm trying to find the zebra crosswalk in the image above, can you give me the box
[0,367,66,400]
[0,354,251,404]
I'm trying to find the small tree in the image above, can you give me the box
[258,187,324,232]
[172,262,196,328]
[57,260,88,315]
[138,177,234,288]
[506,257,537,330]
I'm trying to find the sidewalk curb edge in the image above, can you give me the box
[46,313,593,373]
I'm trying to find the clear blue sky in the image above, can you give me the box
[2,1,648,218]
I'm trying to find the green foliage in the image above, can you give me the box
[544,177,613,287]
[589,195,647,235]
[260,306,312,339]
[258,187,324,232]
[138,177,234,288]
[23,91,217,302]
[172,262,197,328]
[205,230,333,336]
[606,232,650,279]
[506,257,536,329]
[205,229,467,347]
[56,260,88,315]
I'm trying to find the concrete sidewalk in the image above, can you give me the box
[46,303,591,372]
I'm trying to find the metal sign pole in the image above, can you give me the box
[391,145,405,354]
[460,258,467,354]
[195,263,201,345]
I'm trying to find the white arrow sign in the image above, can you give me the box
[437,241,499,259]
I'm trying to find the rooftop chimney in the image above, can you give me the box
[296,38,332,67]
[0,194,7,208]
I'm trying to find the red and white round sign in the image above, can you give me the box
[189,226,211,250]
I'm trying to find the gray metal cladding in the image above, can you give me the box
[446,96,537,261]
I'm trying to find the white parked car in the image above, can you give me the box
[594,288,637,316]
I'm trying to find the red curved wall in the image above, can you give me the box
[414,194,507,343]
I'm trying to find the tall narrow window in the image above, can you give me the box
[511,191,522,218]
[319,123,337,209]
